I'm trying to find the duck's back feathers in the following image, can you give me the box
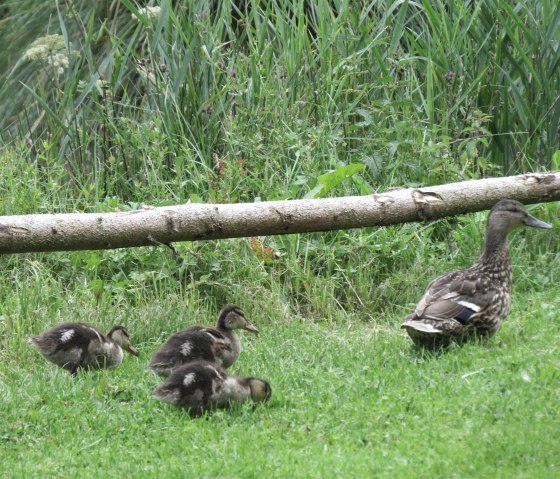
[402,199,550,349]
[152,361,226,414]
[402,265,512,348]
[149,305,257,377]
[152,361,271,415]
[28,323,106,373]
[28,322,136,373]
[413,269,503,322]
[29,323,102,353]
[149,326,231,377]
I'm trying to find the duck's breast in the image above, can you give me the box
[219,333,240,368]
[88,340,123,368]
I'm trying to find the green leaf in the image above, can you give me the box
[355,108,373,127]
[552,151,560,170]
[304,164,365,199]
[27,409,39,421]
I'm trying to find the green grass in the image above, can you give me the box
[1,0,559,196]
[1,267,559,478]
[0,0,559,476]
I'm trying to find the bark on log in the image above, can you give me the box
[0,172,558,255]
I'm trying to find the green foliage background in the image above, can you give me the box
[0,1,559,477]
[2,0,559,204]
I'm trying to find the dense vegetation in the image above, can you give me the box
[0,1,559,477]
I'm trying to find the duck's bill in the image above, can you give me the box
[525,215,553,229]
[125,344,140,356]
[244,323,260,334]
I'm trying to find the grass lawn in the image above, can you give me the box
[1,1,559,477]
[1,285,558,478]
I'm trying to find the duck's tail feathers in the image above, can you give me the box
[152,387,179,404]
[401,321,442,334]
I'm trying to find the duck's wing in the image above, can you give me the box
[176,327,230,354]
[191,327,232,356]
[413,271,498,324]
[187,326,227,340]
[45,323,105,353]
[153,362,226,412]
[150,327,230,372]
[27,323,105,373]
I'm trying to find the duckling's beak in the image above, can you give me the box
[124,343,140,356]
[244,323,260,334]
[524,215,553,229]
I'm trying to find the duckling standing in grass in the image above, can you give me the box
[152,360,271,416]
[401,199,552,349]
[28,323,139,374]
[149,304,258,377]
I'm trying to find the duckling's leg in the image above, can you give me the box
[190,406,205,418]
[68,350,87,375]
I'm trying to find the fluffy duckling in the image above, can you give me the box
[149,304,258,377]
[152,360,271,415]
[402,199,552,348]
[28,323,139,374]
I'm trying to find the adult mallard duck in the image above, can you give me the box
[152,360,271,416]
[28,323,139,374]
[149,304,258,377]
[401,199,552,348]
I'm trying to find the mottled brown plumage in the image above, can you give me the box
[152,360,271,416]
[402,199,552,348]
[28,323,139,374]
[149,305,258,377]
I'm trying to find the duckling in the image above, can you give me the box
[28,323,139,374]
[149,304,258,377]
[152,360,271,415]
[402,199,552,348]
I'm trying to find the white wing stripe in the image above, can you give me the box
[183,373,196,387]
[60,329,74,342]
[457,300,481,312]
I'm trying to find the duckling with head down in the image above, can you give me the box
[401,199,552,349]
[28,323,139,374]
[152,360,271,416]
[149,304,258,377]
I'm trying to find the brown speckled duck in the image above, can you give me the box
[152,360,271,416]
[28,323,139,374]
[402,199,552,348]
[149,305,258,377]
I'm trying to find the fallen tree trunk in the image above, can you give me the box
[0,172,558,254]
